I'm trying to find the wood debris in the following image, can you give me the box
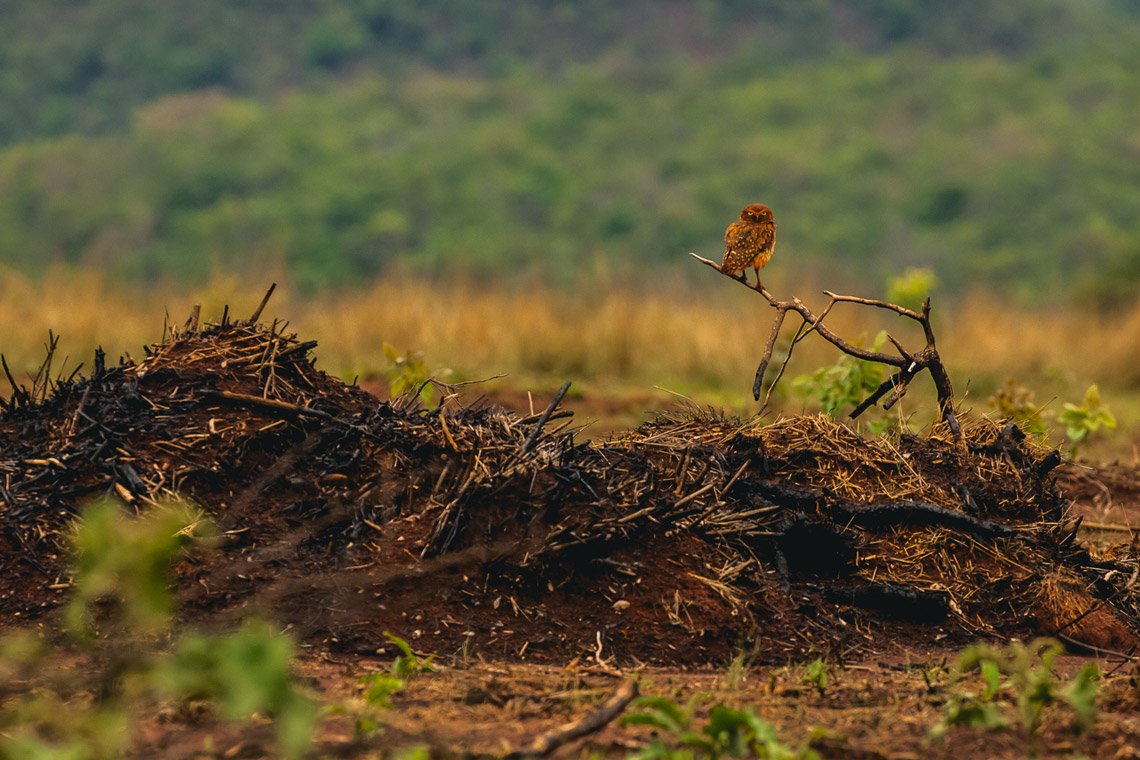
[2,304,1138,664]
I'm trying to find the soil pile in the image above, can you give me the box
[2,312,1138,664]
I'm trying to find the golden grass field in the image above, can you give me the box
[2,267,1137,460]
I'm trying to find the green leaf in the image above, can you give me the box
[162,621,315,759]
[65,498,212,638]
[1059,385,1117,452]
[1062,663,1100,732]
[941,697,1010,731]
[626,738,692,760]
[676,730,716,755]
[394,746,433,760]
[359,673,405,710]
[886,268,938,311]
[792,333,887,419]
[803,659,828,692]
[383,632,435,680]
[704,705,753,756]
[979,660,1002,700]
[622,697,688,734]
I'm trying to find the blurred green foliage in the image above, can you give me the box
[384,630,436,680]
[621,693,820,760]
[64,499,211,638]
[0,1,1138,303]
[161,622,316,757]
[1059,384,1117,454]
[886,268,938,312]
[986,379,1050,439]
[383,343,437,404]
[988,380,1117,453]
[0,0,1105,144]
[334,632,435,739]
[933,638,1100,743]
[0,499,315,760]
[792,331,888,418]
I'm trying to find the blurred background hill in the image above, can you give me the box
[1,0,1139,304]
[1,0,1139,458]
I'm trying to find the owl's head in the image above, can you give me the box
[740,203,773,222]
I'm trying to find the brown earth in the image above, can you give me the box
[115,649,1140,760]
[4,308,1140,758]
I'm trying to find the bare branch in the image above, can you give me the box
[521,381,572,455]
[885,333,911,361]
[752,303,791,401]
[822,290,924,321]
[508,679,639,758]
[849,373,903,419]
[759,314,811,414]
[691,252,958,431]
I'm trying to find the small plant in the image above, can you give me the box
[886,267,939,311]
[792,331,889,425]
[1063,661,1101,732]
[330,633,436,739]
[986,378,1049,439]
[801,659,828,695]
[161,621,317,757]
[383,342,437,404]
[0,498,317,760]
[932,638,1101,747]
[342,672,407,737]
[64,498,213,638]
[934,655,1010,737]
[620,694,819,760]
[384,631,435,680]
[1058,384,1116,455]
[721,650,752,690]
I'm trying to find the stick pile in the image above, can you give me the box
[2,310,1137,663]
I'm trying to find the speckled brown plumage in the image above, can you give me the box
[722,203,776,288]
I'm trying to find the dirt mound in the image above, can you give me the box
[2,313,1139,665]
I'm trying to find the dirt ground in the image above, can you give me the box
[121,643,1140,760]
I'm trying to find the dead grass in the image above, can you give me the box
[942,290,1140,392]
[2,267,1138,423]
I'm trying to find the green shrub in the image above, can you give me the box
[1058,384,1116,455]
[621,694,819,760]
[792,331,887,419]
[0,498,315,760]
[932,638,1101,745]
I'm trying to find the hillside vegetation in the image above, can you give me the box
[0,1,1139,303]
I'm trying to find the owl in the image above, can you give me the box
[722,203,776,289]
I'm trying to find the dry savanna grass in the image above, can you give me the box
[1,267,1137,454]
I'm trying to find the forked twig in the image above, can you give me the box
[689,252,960,433]
[759,317,813,414]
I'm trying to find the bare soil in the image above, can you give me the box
[123,646,1140,760]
